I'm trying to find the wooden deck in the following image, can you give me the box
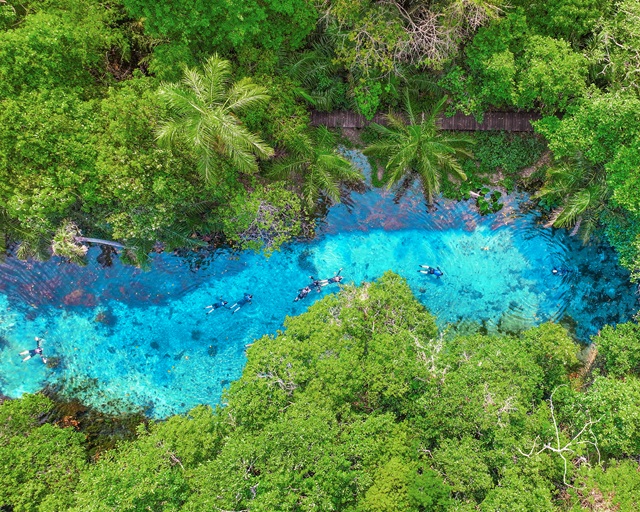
[310,110,541,132]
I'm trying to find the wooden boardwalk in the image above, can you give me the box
[310,110,541,132]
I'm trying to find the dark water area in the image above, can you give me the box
[0,150,637,417]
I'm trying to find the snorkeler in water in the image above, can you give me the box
[20,336,47,364]
[552,268,571,276]
[419,265,443,277]
[309,276,322,291]
[309,269,343,290]
[294,286,312,302]
[328,268,343,284]
[230,293,253,314]
[205,298,228,313]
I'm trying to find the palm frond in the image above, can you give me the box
[225,78,271,112]
[554,186,603,227]
[201,55,231,104]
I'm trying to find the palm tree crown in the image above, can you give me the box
[156,56,274,183]
[536,152,608,241]
[268,126,363,208]
[364,94,475,203]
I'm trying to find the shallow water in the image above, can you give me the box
[0,151,637,417]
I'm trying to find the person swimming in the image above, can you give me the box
[309,269,343,290]
[230,293,253,314]
[552,268,571,276]
[309,276,323,291]
[205,298,228,314]
[20,336,48,364]
[294,286,312,302]
[419,265,443,277]
[328,269,343,284]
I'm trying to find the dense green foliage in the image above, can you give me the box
[1,0,640,275]
[2,0,640,507]
[2,275,640,510]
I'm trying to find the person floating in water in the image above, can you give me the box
[230,293,253,314]
[419,265,443,277]
[205,298,228,314]
[309,269,343,290]
[20,337,47,364]
[328,268,344,284]
[294,286,312,302]
[309,276,323,291]
[552,268,571,276]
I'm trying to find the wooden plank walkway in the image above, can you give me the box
[310,110,541,132]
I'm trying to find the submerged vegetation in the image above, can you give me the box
[2,274,640,510]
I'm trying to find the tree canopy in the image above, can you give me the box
[4,275,640,511]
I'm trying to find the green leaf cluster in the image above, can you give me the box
[451,10,589,114]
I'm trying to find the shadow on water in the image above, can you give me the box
[0,151,637,417]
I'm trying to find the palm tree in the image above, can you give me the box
[267,126,363,208]
[363,93,475,203]
[156,56,274,184]
[536,152,608,242]
[285,38,352,111]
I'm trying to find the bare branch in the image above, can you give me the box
[517,386,603,486]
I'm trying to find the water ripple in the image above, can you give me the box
[0,151,637,417]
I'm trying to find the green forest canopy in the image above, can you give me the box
[2,273,640,511]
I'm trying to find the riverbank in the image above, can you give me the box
[1,158,636,416]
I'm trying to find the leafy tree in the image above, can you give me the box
[433,436,494,503]
[413,331,546,445]
[0,395,87,512]
[71,426,190,511]
[595,322,640,378]
[606,140,640,215]
[156,55,274,184]
[121,0,317,61]
[594,0,640,91]
[0,89,98,257]
[480,472,556,511]
[520,323,581,395]
[360,457,452,512]
[71,406,221,511]
[462,9,531,111]
[512,0,611,42]
[364,94,475,203]
[0,3,122,99]
[221,183,305,255]
[451,10,588,114]
[268,126,363,208]
[534,91,640,166]
[574,376,640,458]
[569,460,640,511]
[516,35,588,113]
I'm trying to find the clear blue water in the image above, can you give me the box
[0,151,637,417]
